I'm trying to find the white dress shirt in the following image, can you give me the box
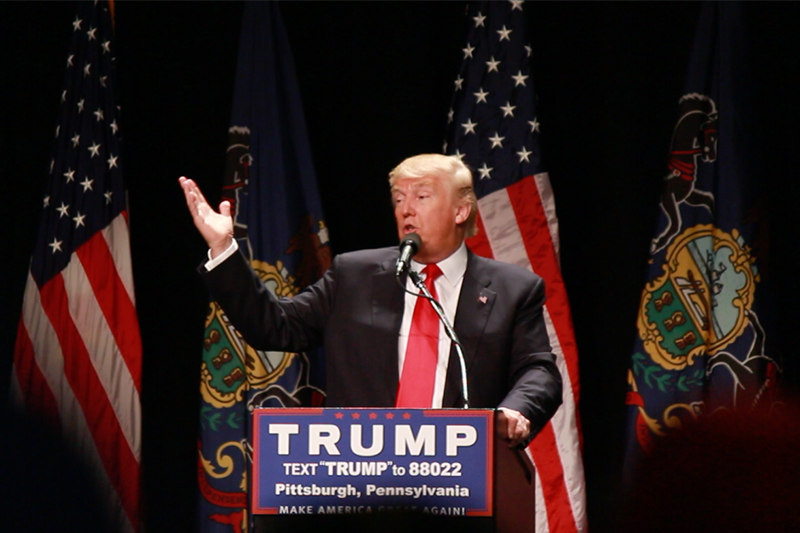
[206,240,468,408]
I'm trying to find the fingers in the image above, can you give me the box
[219,200,231,218]
[498,408,531,448]
[179,176,217,223]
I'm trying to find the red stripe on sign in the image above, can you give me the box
[530,423,579,533]
[38,274,140,527]
[466,211,495,259]
[13,319,61,433]
[506,177,581,406]
[76,230,143,392]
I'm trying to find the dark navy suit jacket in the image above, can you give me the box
[201,246,562,440]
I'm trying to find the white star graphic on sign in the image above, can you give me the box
[87,27,97,41]
[512,70,529,86]
[525,44,532,57]
[462,44,475,59]
[517,147,532,162]
[474,88,489,103]
[61,90,67,102]
[488,132,505,148]
[49,238,63,254]
[102,41,111,53]
[80,177,94,191]
[497,25,513,42]
[71,134,80,147]
[72,17,82,31]
[63,168,75,182]
[94,108,104,122]
[452,150,466,161]
[88,142,101,157]
[462,118,477,134]
[67,54,74,67]
[110,120,118,134]
[486,56,500,73]
[447,108,454,124]
[107,155,118,169]
[72,212,86,228]
[104,190,113,204]
[473,11,486,27]
[529,118,540,132]
[84,63,91,76]
[454,76,464,90]
[43,196,50,208]
[478,163,493,180]
[57,202,70,218]
[509,0,524,11]
[500,102,516,117]
[55,125,60,138]
[99,75,107,88]
[77,99,85,112]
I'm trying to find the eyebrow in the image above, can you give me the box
[392,180,435,194]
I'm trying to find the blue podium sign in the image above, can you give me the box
[252,408,494,516]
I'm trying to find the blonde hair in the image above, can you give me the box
[388,154,478,237]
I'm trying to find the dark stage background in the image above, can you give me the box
[2,2,799,531]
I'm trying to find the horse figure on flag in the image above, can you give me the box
[652,93,719,253]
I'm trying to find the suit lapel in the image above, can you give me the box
[444,252,495,407]
[372,259,405,404]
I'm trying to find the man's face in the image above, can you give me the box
[392,173,467,264]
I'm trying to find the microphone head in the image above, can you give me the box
[399,232,421,254]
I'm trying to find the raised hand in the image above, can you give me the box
[178,176,234,258]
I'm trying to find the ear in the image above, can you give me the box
[455,202,471,225]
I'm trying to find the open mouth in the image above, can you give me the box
[403,225,416,233]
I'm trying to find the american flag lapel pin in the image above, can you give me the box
[478,295,488,304]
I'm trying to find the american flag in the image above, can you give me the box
[11,2,141,531]
[445,2,586,531]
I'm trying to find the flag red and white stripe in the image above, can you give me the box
[468,174,586,533]
[12,213,142,532]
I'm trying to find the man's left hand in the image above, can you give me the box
[497,408,531,448]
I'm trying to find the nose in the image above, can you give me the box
[398,197,414,217]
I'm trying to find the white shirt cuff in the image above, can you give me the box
[204,240,239,271]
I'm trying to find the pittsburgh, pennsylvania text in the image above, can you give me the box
[275,483,470,499]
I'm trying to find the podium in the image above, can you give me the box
[252,408,536,533]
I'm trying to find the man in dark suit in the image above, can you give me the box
[179,154,561,446]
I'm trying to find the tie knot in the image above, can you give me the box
[423,264,443,285]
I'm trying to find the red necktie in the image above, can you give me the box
[396,264,443,408]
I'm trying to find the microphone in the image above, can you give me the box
[395,233,421,277]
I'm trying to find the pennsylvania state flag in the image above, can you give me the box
[623,2,780,478]
[196,3,329,532]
